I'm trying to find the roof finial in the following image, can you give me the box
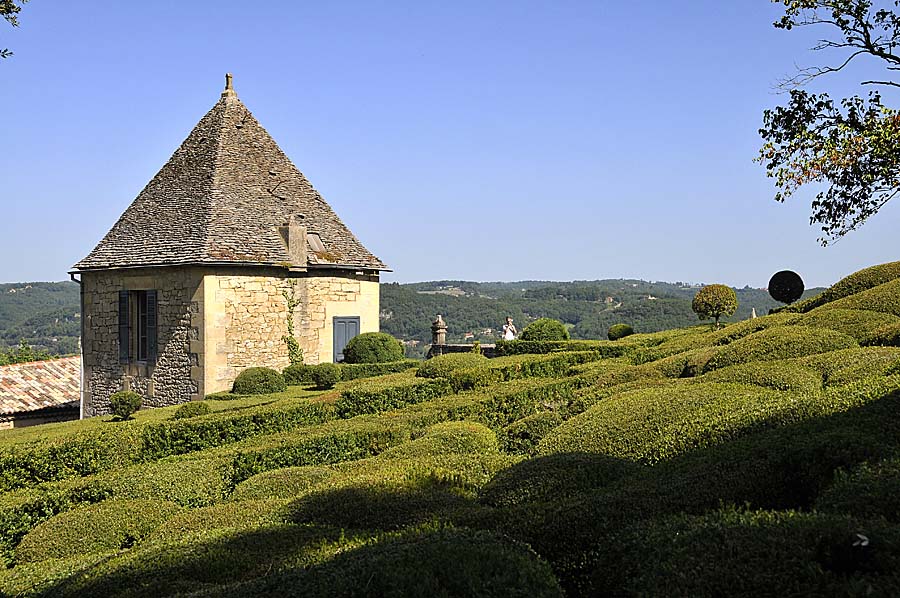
[221,73,237,100]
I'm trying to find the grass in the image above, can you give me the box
[4,262,900,596]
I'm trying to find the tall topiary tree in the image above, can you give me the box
[692,284,738,329]
[768,270,805,305]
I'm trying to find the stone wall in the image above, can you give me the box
[202,268,380,394]
[80,268,204,417]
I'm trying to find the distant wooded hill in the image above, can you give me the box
[0,278,823,357]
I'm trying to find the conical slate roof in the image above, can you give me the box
[74,76,387,272]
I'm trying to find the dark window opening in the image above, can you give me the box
[119,289,157,365]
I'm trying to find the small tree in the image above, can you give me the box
[692,284,738,329]
[768,270,805,305]
[109,391,142,421]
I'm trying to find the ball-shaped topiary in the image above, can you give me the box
[232,367,287,395]
[769,270,805,304]
[109,390,142,420]
[520,318,570,341]
[692,284,738,328]
[173,401,212,420]
[608,323,635,341]
[342,332,404,364]
[309,362,342,389]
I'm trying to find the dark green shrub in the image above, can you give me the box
[798,346,900,387]
[381,421,499,458]
[500,412,564,455]
[282,363,312,386]
[338,360,420,380]
[232,367,287,395]
[309,363,341,390]
[15,499,183,562]
[692,284,738,327]
[448,352,600,392]
[230,467,335,501]
[863,322,900,347]
[173,401,212,420]
[607,323,634,341]
[704,326,858,371]
[768,270,805,304]
[109,391,142,420]
[708,312,800,345]
[821,278,900,316]
[700,362,823,394]
[520,318,570,341]
[816,457,900,522]
[416,352,488,378]
[342,332,403,364]
[790,260,900,313]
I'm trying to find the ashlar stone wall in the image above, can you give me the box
[81,268,204,417]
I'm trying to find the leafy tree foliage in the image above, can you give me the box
[0,339,50,366]
[759,0,900,244]
[520,318,570,341]
[692,284,739,328]
[1,0,28,59]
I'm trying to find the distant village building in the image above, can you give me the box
[71,75,388,417]
[0,357,80,428]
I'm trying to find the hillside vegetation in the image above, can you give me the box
[1,263,900,596]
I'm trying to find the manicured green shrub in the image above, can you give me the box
[230,467,335,501]
[15,499,182,562]
[797,346,900,387]
[587,509,900,597]
[816,457,900,522]
[499,412,564,455]
[863,322,900,347]
[495,339,630,358]
[537,382,809,464]
[149,500,286,542]
[200,528,564,598]
[520,318,570,341]
[607,323,634,341]
[308,363,341,390]
[232,367,287,395]
[342,332,404,364]
[448,352,600,392]
[173,401,212,420]
[768,270,805,304]
[820,277,900,316]
[798,308,900,341]
[109,390,142,420]
[708,312,800,345]
[381,421,499,459]
[480,453,637,507]
[282,363,311,386]
[416,352,489,378]
[338,360,420,380]
[791,260,900,313]
[647,347,720,378]
[692,284,738,327]
[335,375,453,417]
[704,326,858,371]
[700,362,823,394]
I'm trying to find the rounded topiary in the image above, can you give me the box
[109,390,142,420]
[283,363,312,386]
[309,362,341,389]
[520,318,570,341]
[692,284,738,328]
[342,332,404,364]
[608,323,635,341]
[769,270,805,304]
[173,401,212,420]
[232,367,287,395]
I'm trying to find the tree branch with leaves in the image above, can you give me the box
[759,0,900,244]
[1,0,28,59]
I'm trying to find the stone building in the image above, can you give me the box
[71,75,387,417]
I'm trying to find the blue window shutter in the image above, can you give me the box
[146,290,158,364]
[118,291,130,364]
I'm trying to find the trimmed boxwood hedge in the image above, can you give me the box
[172,401,212,420]
[342,332,404,364]
[380,421,499,459]
[707,312,801,346]
[520,318,570,341]
[495,339,630,358]
[500,412,564,455]
[798,308,900,341]
[230,466,335,501]
[815,457,900,522]
[448,352,600,392]
[699,361,823,394]
[334,376,453,418]
[863,322,900,347]
[15,499,183,562]
[537,382,814,464]
[797,346,900,387]
[788,260,900,313]
[416,352,489,379]
[704,326,858,372]
[148,500,286,542]
[284,361,421,386]
[820,278,900,317]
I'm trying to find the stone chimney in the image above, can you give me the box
[278,214,307,268]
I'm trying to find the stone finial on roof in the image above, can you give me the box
[222,72,236,100]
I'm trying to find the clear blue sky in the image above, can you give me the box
[2,1,897,287]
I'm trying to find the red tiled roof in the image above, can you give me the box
[0,357,80,415]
